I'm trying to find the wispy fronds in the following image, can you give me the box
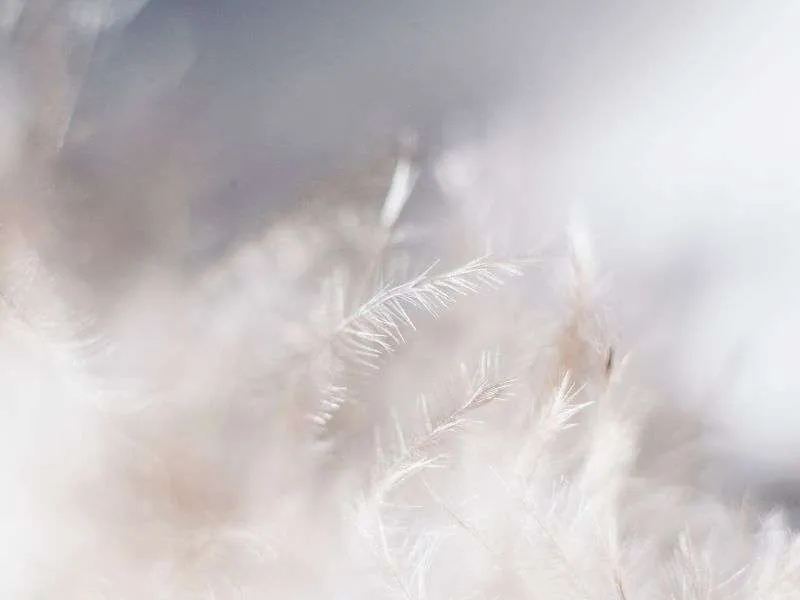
[368,359,515,505]
[335,256,526,367]
[307,256,527,446]
[3,7,800,597]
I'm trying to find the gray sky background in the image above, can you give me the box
[100,1,694,211]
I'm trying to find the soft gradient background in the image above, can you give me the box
[10,0,800,501]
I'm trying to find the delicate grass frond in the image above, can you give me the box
[370,370,516,504]
[538,374,591,433]
[308,257,528,444]
[514,374,591,481]
[336,256,526,367]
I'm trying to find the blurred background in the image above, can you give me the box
[5,0,800,511]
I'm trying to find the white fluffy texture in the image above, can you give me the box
[4,184,800,598]
[3,1,800,598]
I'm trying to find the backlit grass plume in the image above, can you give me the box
[1,2,799,599]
